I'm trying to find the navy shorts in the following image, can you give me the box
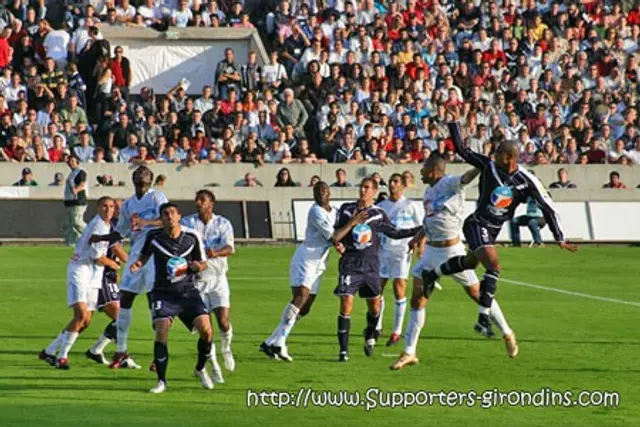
[333,256,381,298]
[97,280,120,309]
[463,216,501,252]
[150,289,208,329]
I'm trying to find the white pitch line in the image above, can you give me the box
[500,278,640,308]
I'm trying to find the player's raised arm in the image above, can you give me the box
[460,167,481,186]
[447,107,491,170]
[524,171,577,252]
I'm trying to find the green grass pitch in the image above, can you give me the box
[0,245,638,427]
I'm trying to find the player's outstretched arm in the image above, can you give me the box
[129,255,149,273]
[460,167,481,185]
[207,245,233,258]
[332,210,368,243]
[112,243,128,263]
[89,231,123,244]
[447,106,491,169]
[408,229,426,252]
[95,255,120,270]
[187,261,208,273]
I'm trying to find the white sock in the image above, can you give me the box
[58,331,79,359]
[273,304,300,347]
[45,331,64,355]
[479,305,491,315]
[209,340,222,369]
[116,308,132,353]
[490,300,513,336]
[376,296,385,331]
[393,298,407,335]
[90,334,112,354]
[221,324,233,353]
[403,308,425,356]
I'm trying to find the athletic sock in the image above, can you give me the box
[337,314,351,355]
[404,308,426,355]
[479,270,500,313]
[376,296,385,331]
[365,311,380,340]
[153,341,168,383]
[116,308,132,353]
[273,304,299,347]
[90,321,116,354]
[435,256,468,277]
[58,331,79,359]
[220,324,233,353]
[45,331,64,355]
[208,340,221,368]
[490,299,513,336]
[393,298,407,335]
[196,338,212,371]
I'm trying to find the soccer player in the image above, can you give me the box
[422,108,577,340]
[181,190,235,383]
[39,197,120,369]
[86,200,128,364]
[110,166,168,369]
[332,177,422,362]
[260,181,339,362]
[390,157,516,370]
[131,202,212,394]
[376,173,424,346]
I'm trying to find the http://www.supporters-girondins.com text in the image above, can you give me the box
[247,387,620,411]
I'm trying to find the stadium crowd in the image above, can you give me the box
[1,0,640,188]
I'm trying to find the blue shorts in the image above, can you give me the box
[463,216,501,252]
[150,289,207,329]
[333,256,381,298]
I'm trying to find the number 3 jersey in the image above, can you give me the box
[376,196,424,256]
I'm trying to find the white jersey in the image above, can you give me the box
[115,189,168,252]
[422,174,466,241]
[181,213,234,278]
[71,214,111,264]
[292,204,337,265]
[377,196,423,253]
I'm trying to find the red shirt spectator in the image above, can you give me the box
[0,35,10,69]
[482,42,507,67]
[48,147,64,162]
[110,60,127,87]
[406,57,429,80]
[627,7,640,25]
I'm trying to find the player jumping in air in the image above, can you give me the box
[111,166,168,369]
[181,190,235,383]
[85,200,128,365]
[422,108,577,342]
[132,203,212,394]
[390,157,516,370]
[260,181,341,362]
[376,173,424,346]
[39,197,120,369]
[332,177,422,362]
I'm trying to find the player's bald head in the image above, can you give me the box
[425,156,447,173]
[496,141,519,158]
[494,140,520,171]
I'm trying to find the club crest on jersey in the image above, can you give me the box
[167,256,188,282]
[491,186,513,209]
[352,223,373,250]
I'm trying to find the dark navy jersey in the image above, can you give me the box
[140,226,206,293]
[103,220,122,283]
[334,202,421,263]
[449,122,565,242]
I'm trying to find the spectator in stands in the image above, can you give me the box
[73,130,94,163]
[237,172,262,187]
[154,174,167,187]
[549,168,577,189]
[274,167,298,187]
[13,167,38,186]
[603,171,627,189]
[330,168,352,188]
[111,46,131,100]
[49,172,64,187]
[215,47,241,98]
[276,88,308,139]
[308,175,320,187]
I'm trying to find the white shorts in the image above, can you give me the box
[411,243,478,288]
[120,254,155,294]
[289,259,326,295]
[379,250,412,280]
[196,275,230,311]
[66,263,101,311]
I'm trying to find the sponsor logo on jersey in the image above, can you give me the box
[490,185,514,209]
[352,223,373,250]
[167,256,188,282]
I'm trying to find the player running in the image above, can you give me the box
[332,177,422,362]
[376,173,424,346]
[390,157,516,370]
[181,189,235,383]
[110,166,168,369]
[132,202,212,394]
[39,197,120,369]
[86,200,128,364]
[422,108,577,341]
[260,181,339,362]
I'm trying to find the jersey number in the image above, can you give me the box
[152,300,162,314]
[340,275,351,286]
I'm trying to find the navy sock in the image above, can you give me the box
[438,256,468,276]
[365,311,379,340]
[337,315,351,354]
[104,320,116,340]
[154,341,169,383]
[196,338,212,371]
[479,270,500,309]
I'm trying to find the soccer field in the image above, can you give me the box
[0,245,638,427]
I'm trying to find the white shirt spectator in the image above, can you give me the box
[71,27,104,55]
[263,142,290,163]
[118,146,139,163]
[43,30,71,62]
[116,5,137,20]
[74,145,95,163]
[3,84,26,103]
[194,97,214,113]
[262,63,288,85]
[172,8,193,27]
[138,4,163,24]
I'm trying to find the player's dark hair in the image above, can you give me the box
[388,173,406,187]
[424,155,447,172]
[196,189,216,203]
[159,202,179,215]
[132,166,154,186]
[97,196,114,206]
[360,177,379,190]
